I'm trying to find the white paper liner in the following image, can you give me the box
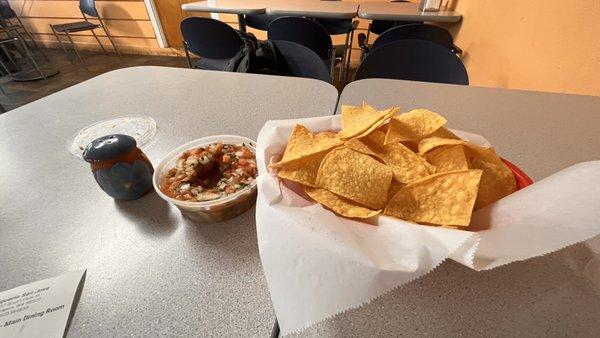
[255,115,600,335]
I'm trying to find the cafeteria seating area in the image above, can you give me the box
[1,0,600,337]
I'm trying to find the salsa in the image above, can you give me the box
[160,142,257,202]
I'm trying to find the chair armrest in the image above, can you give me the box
[452,44,462,56]
[357,33,369,54]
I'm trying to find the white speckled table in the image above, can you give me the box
[266,0,359,19]
[0,66,338,336]
[182,0,267,32]
[182,0,359,32]
[358,2,461,22]
[290,79,600,337]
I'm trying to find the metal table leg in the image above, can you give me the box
[237,14,247,33]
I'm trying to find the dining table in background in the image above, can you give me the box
[181,0,267,32]
[358,1,462,22]
[265,0,359,19]
[0,66,338,336]
[182,0,360,32]
[288,78,600,336]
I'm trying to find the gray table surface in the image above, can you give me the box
[182,0,358,19]
[266,0,359,19]
[358,2,462,22]
[291,79,600,337]
[0,66,338,336]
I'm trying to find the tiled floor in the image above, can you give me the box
[0,49,186,113]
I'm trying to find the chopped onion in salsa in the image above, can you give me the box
[160,142,257,202]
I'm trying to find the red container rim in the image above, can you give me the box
[501,158,533,190]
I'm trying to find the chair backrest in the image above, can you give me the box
[79,0,99,17]
[268,16,332,60]
[0,0,16,19]
[372,23,454,51]
[180,17,244,59]
[354,39,468,85]
[369,0,420,35]
[245,14,284,31]
[272,40,331,82]
[315,17,353,35]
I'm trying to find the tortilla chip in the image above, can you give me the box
[419,138,517,207]
[418,137,466,155]
[273,124,342,167]
[339,103,397,140]
[384,109,447,144]
[304,186,380,219]
[471,158,517,209]
[277,150,329,187]
[385,170,482,227]
[353,130,434,183]
[344,138,385,162]
[316,147,392,210]
[387,181,406,201]
[428,127,461,140]
[426,145,469,173]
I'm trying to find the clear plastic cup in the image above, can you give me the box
[153,135,257,223]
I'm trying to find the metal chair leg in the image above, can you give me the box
[64,30,85,65]
[91,29,107,54]
[16,37,45,79]
[0,44,18,69]
[339,31,351,83]
[345,29,355,83]
[101,25,121,57]
[51,26,73,63]
[18,17,49,61]
[183,44,193,68]
[330,46,336,83]
[0,56,11,77]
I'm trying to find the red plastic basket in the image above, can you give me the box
[502,158,534,190]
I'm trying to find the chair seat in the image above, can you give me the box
[51,21,99,33]
[194,58,232,71]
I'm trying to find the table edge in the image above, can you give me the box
[181,4,266,14]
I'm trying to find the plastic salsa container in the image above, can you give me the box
[153,135,257,223]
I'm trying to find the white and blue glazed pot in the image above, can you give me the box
[82,134,154,200]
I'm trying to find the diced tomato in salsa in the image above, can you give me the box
[160,143,257,201]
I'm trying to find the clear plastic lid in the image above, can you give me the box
[67,115,158,160]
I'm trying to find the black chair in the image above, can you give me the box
[0,0,48,61]
[245,14,285,31]
[365,0,422,44]
[267,16,339,82]
[354,39,468,85]
[180,17,244,71]
[0,18,45,79]
[50,0,120,64]
[314,1,359,81]
[272,40,331,82]
[359,23,462,59]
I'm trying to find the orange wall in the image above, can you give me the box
[8,0,166,55]
[446,0,600,96]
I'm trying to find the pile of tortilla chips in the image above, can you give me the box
[271,103,517,228]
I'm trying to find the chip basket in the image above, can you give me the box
[502,158,533,190]
[269,159,533,337]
